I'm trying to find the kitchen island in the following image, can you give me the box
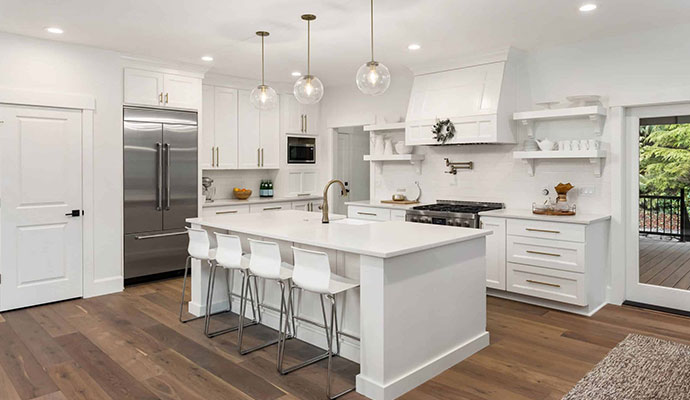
[186,210,490,400]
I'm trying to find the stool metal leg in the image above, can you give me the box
[238,276,291,355]
[205,268,259,338]
[179,256,204,323]
[326,294,355,399]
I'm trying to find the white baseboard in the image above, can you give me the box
[356,332,490,400]
[83,276,123,298]
[487,289,608,317]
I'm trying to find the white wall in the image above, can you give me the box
[0,32,124,290]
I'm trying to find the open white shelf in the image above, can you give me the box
[363,122,406,132]
[364,154,424,174]
[513,150,607,177]
[513,105,607,136]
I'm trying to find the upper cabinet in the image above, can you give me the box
[202,85,239,169]
[282,94,319,135]
[124,68,201,110]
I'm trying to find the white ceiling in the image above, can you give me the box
[2,0,690,85]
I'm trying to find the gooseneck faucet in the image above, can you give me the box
[321,179,347,223]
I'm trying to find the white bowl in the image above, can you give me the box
[394,142,413,154]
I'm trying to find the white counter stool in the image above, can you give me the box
[179,227,216,324]
[278,246,360,400]
[203,233,259,338]
[238,238,297,356]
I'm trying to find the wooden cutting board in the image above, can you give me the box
[380,200,420,205]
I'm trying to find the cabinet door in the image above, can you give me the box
[237,90,261,168]
[124,68,164,106]
[250,202,290,213]
[292,200,310,211]
[281,94,302,133]
[260,101,280,169]
[301,171,317,193]
[201,85,215,168]
[214,87,239,169]
[481,217,506,290]
[302,103,319,135]
[163,74,201,110]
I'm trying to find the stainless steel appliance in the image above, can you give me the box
[287,136,316,164]
[202,176,216,203]
[123,107,198,281]
[406,200,504,228]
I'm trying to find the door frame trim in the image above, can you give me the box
[0,88,114,300]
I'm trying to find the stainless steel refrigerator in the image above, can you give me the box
[123,107,198,281]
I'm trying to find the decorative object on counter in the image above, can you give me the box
[380,199,419,205]
[391,193,407,202]
[394,141,413,154]
[566,95,602,106]
[523,138,539,151]
[294,14,324,104]
[536,138,555,151]
[413,180,422,202]
[249,31,278,111]
[356,0,391,96]
[260,180,274,197]
[535,101,560,109]
[233,188,252,200]
[532,182,576,215]
[373,135,385,155]
[383,137,394,155]
[444,158,473,175]
[202,176,216,203]
[432,118,456,144]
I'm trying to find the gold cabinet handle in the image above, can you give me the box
[357,211,377,216]
[159,92,163,104]
[261,148,264,167]
[257,148,260,167]
[264,206,282,211]
[216,210,238,215]
[216,147,219,166]
[526,250,561,257]
[211,146,215,167]
[304,115,307,132]
[301,114,304,132]
[526,228,561,234]
[165,93,169,104]
[526,279,561,288]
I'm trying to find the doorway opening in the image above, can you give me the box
[332,126,370,215]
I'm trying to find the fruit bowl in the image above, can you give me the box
[233,189,252,200]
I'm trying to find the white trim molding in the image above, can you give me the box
[0,87,95,110]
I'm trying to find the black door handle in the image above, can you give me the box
[65,209,82,217]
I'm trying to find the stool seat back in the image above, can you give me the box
[248,239,283,279]
[292,247,331,293]
[187,227,213,260]
[214,233,243,267]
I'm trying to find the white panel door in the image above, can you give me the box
[124,68,164,106]
[301,103,319,135]
[214,86,239,169]
[281,94,302,133]
[0,106,83,311]
[259,101,280,169]
[201,85,215,168]
[163,74,201,110]
[237,90,261,168]
[481,217,506,290]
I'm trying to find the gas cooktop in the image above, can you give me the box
[406,200,504,228]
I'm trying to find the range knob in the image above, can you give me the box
[461,221,471,228]
[420,216,431,223]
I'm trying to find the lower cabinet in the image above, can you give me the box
[202,204,250,217]
[292,200,320,212]
[347,205,408,222]
[480,217,506,290]
[203,199,322,217]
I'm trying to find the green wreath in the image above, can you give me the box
[432,119,456,144]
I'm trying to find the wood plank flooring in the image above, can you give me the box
[1,277,689,400]
[639,236,690,289]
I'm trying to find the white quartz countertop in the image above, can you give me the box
[479,208,611,225]
[345,199,425,210]
[187,210,490,258]
[203,195,322,208]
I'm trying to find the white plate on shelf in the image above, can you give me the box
[566,95,601,106]
[535,101,560,109]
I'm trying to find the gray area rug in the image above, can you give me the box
[563,334,690,400]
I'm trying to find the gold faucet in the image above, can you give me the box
[321,179,347,223]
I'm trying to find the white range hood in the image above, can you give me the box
[405,48,523,145]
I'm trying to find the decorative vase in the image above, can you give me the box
[383,138,394,155]
[374,135,385,155]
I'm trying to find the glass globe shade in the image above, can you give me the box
[356,61,391,96]
[293,75,324,104]
[250,85,278,111]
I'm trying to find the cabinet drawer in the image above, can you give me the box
[390,210,407,221]
[348,206,391,221]
[250,202,290,213]
[507,263,587,306]
[202,205,250,217]
[507,219,585,243]
[507,236,585,273]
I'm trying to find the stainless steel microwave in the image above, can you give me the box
[287,136,315,164]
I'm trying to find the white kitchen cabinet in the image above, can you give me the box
[287,170,318,196]
[348,206,391,221]
[292,199,320,212]
[480,217,506,290]
[282,94,319,135]
[124,68,201,110]
[201,85,238,169]
[238,89,280,169]
[390,209,407,221]
[249,202,291,213]
[202,204,250,217]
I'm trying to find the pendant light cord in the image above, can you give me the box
[370,0,374,62]
[307,20,311,76]
[261,35,265,85]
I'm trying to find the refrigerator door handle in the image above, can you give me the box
[156,142,163,211]
[165,143,171,210]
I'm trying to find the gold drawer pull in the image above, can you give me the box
[526,250,561,257]
[216,210,238,215]
[526,228,560,234]
[526,279,561,288]
[357,211,377,216]
[264,206,282,211]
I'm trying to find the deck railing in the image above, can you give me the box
[639,188,687,241]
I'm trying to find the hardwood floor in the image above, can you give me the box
[1,278,690,400]
[639,236,690,289]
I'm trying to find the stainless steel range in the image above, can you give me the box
[406,200,504,228]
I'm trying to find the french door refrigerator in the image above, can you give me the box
[123,107,197,281]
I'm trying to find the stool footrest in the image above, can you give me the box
[279,351,329,375]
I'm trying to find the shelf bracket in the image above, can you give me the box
[589,157,603,177]
[520,120,535,138]
[589,114,605,136]
[522,159,535,177]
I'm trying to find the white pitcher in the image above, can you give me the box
[374,135,385,155]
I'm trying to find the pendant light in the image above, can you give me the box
[356,0,390,96]
[293,14,324,104]
[250,31,278,110]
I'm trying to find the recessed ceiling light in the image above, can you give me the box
[579,3,597,12]
[201,56,214,62]
[291,71,302,77]
[408,44,421,51]
[45,27,64,34]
